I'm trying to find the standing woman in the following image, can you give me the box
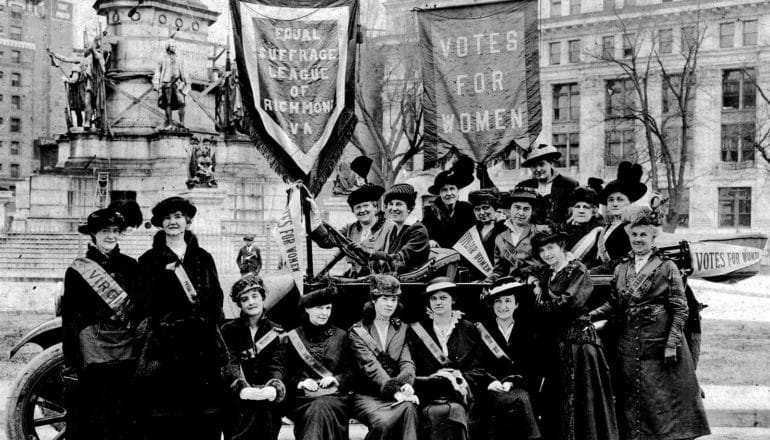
[62,207,141,440]
[529,229,619,440]
[135,196,245,440]
[589,208,710,440]
[347,274,420,440]
[593,162,647,273]
[406,277,490,440]
[284,285,352,440]
[475,277,541,440]
[563,179,605,267]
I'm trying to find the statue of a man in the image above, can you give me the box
[153,39,190,129]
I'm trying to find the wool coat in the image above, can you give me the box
[422,199,476,248]
[383,222,430,274]
[487,224,544,282]
[517,173,579,225]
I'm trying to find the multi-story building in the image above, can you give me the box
[380,0,770,234]
[0,0,72,217]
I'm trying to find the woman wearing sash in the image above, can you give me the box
[589,209,709,440]
[347,274,420,440]
[62,207,140,440]
[529,229,619,440]
[592,162,647,274]
[285,285,352,440]
[563,179,605,267]
[407,277,489,440]
[475,277,541,440]
[458,188,507,281]
[221,273,287,440]
[135,197,245,440]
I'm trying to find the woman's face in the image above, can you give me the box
[429,291,453,316]
[162,211,188,236]
[607,193,631,217]
[571,202,595,224]
[93,225,120,253]
[539,241,566,268]
[473,204,496,224]
[387,200,410,224]
[628,225,657,255]
[353,201,377,225]
[373,295,398,319]
[306,304,332,326]
[238,290,264,318]
[510,202,533,227]
[493,294,518,320]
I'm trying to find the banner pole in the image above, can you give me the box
[301,184,314,278]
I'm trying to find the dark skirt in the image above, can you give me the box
[288,394,350,440]
[419,401,468,440]
[477,388,541,440]
[146,413,222,440]
[352,394,419,440]
[223,400,282,440]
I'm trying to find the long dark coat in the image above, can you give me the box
[488,224,544,282]
[61,244,141,440]
[135,231,244,440]
[564,216,604,268]
[422,199,476,248]
[284,321,352,440]
[384,222,430,274]
[591,221,631,273]
[532,260,619,440]
[517,173,579,225]
[474,318,541,440]
[220,315,286,440]
[592,254,710,440]
[347,314,419,440]
[407,317,492,440]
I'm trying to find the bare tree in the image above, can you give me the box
[591,14,704,232]
[741,71,770,164]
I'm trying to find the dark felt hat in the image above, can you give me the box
[480,276,532,303]
[230,273,266,302]
[298,285,337,309]
[351,156,373,180]
[384,183,417,209]
[243,234,255,241]
[369,274,401,298]
[468,188,500,208]
[522,144,561,167]
[150,196,197,227]
[501,187,538,207]
[601,162,647,203]
[107,199,143,228]
[77,208,127,235]
[427,155,475,195]
[347,183,385,209]
[530,227,570,252]
[569,179,603,207]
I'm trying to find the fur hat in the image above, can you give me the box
[570,178,604,207]
[77,208,127,235]
[150,196,197,227]
[230,273,266,303]
[369,274,401,298]
[522,143,561,167]
[298,285,337,309]
[347,183,385,209]
[384,183,417,209]
[601,162,647,203]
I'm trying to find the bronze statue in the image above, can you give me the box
[214,64,243,135]
[153,39,190,130]
[186,139,217,188]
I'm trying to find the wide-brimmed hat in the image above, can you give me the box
[150,196,197,227]
[230,273,266,303]
[601,162,647,203]
[570,178,604,207]
[480,276,532,304]
[468,188,500,208]
[522,144,561,167]
[347,183,385,209]
[369,274,401,298]
[424,276,457,298]
[107,199,143,228]
[530,227,570,252]
[427,155,475,195]
[501,187,538,207]
[384,183,417,209]
[77,208,127,235]
[622,205,661,228]
[298,285,337,309]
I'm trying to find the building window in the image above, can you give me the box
[720,22,735,48]
[662,74,695,114]
[550,0,561,17]
[11,73,20,87]
[602,36,614,58]
[9,25,21,41]
[10,118,20,132]
[10,164,19,178]
[718,187,751,228]
[11,50,20,63]
[553,83,580,122]
[622,33,635,57]
[659,29,673,54]
[605,129,636,165]
[568,40,580,63]
[570,0,580,15]
[549,42,561,65]
[603,0,615,10]
[606,78,635,118]
[722,68,756,110]
[10,141,19,155]
[11,95,19,110]
[553,133,579,168]
[10,10,22,20]
[681,26,697,53]
[743,20,758,46]
[721,124,755,163]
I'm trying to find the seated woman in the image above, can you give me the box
[475,277,541,440]
[407,277,489,440]
[284,285,352,440]
[528,229,619,440]
[347,274,420,440]
[220,274,286,440]
[563,179,605,267]
[589,208,710,440]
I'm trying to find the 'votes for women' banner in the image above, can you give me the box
[231,0,358,194]
[417,1,540,165]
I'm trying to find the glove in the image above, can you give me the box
[319,376,339,389]
[400,383,415,397]
[298,378,319,392]
[664,346,678,366]
[262,386,277,401]
[487,380,505,392]
[429,240,439,248]
[394,391,420,405]
[501,382,513,392]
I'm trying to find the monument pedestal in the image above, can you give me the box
[179,187,229,234]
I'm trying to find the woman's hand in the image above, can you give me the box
[501,382,514,392]
[429,240,440,248]
[319,376,339,389]
[239,386,277,401]
[400,383,415,397]
[394,391,420,405]
[298,378,319,391]
[305,197,323,230]
[487,380,505,392]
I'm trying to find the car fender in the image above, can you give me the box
[9,317,62,359]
